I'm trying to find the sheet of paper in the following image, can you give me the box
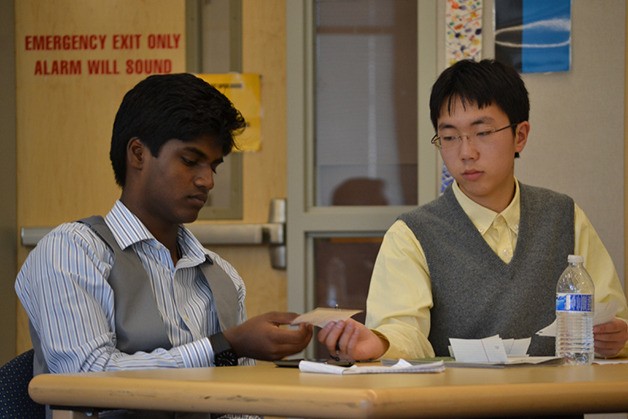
[450,335,508,363]
[501,356,563,365]
[447,356,563,368]
[536,301,622,337]
[291,307,363,328]
[383,356,563,368]
[449,335,546,365]
[502,337,531,356]
[298,359,445,375]
[593,358,628,365]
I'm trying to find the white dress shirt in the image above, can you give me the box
[16,200,252,373]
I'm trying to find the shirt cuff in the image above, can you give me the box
[174,338,213,368]
[370,329,391,360]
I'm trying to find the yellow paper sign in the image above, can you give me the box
[196,73,261,152]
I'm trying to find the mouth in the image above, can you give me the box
[462,170,483,181]
[188,194,207,207]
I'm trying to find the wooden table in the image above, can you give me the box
[29,362,628,418]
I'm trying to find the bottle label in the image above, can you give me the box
[556,293,593,312]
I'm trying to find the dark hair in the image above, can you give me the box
[110,73,246,187]
[429,59,529,131]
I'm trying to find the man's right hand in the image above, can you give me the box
[317,318,388,361]
[222,312,313,361]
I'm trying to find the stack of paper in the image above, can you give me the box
[298,359,445,375]
[448,335,562,367]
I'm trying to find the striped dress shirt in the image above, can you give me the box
[16,200,253,373]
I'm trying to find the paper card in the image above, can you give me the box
[449,335,508,363]
[536,301,622,337]
[291,307,363,328]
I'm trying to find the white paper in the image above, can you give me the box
[298,359,445,375]
[502,337,531,356]
[536,301,622,337]
[447,335,555,366]
[593,358,628,365]
[291,307,363,328]
[449,335,508,363]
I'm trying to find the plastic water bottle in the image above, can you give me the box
[555,254,595,365]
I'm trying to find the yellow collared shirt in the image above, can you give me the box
[366,179,628,359]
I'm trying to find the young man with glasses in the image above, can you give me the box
[318,59,628,361]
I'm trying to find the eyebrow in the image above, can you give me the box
[437,117,497,131]
[182,146,224,165]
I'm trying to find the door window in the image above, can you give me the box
[286,0,437,357]
[315,0,418,207]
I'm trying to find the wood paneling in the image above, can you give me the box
[0,0,17,363]
[236,0,288,316]
[15,0,289,352]
[15,0,187,352]
[625,6,628,302]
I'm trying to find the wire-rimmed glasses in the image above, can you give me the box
[431,123,519,150]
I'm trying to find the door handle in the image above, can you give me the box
[21,198,287,269]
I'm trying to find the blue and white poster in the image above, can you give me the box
[495,0,571,73]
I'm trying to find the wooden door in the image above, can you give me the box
[15,0,290,353]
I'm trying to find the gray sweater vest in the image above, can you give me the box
[399,184,574,356]
[32,216,239,375]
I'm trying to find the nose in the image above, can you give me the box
[194,166,214,191]
[458,134,479,159]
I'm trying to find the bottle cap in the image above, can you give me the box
[568,254,584,263]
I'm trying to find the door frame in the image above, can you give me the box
[285,0,439,318]
[0,0,17,363]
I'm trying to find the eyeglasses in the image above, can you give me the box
[431,123,519,150]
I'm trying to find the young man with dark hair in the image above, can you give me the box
[318,59,628,361]
[16,73,312,379]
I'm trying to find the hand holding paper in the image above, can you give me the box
[292,307,363,328]
[536,301,621,337]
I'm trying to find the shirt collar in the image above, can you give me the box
[452,178,521,236]
[105,200,154,249]
[105,200,209,263]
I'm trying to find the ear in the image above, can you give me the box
[127,137,145,169]
[514,121,530,155]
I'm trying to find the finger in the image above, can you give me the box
[594,323,619,334]
[281,327,314,353]
[273,324,313,345]
[298,323,314,343]
[595,341,621,353]
[267,311,300,325]
[261,336,312,360]
[336,321,355,353]
[323,321,346,353]
[317,321,336,343]
[594,343,622,357]
[594,330,623,342]
[594,333,624,357]
[594,318,628,334]
[345,325,361,357]
[594,321,628,344]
